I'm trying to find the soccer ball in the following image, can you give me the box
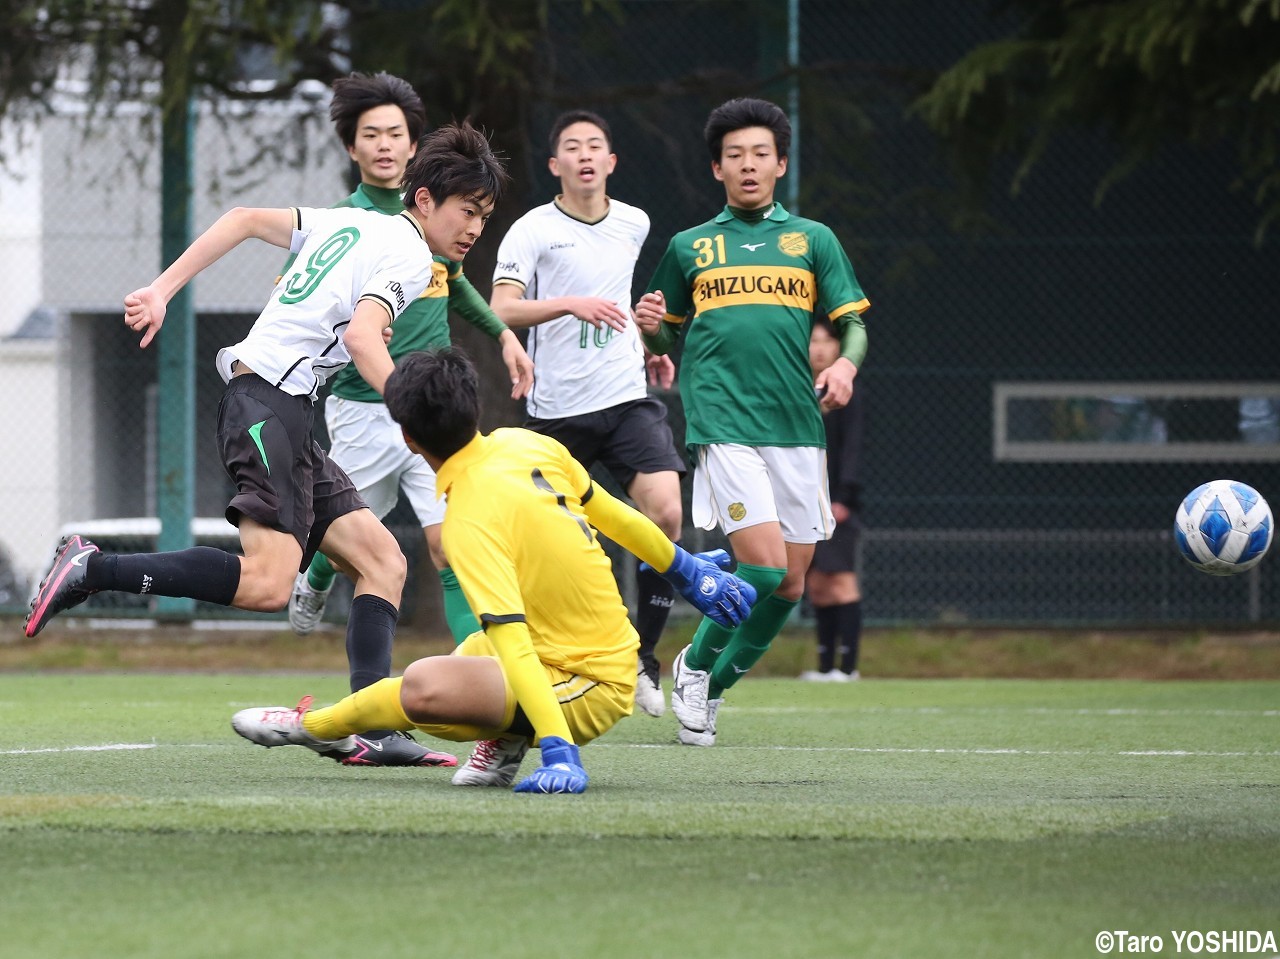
[1173,480,1273,575]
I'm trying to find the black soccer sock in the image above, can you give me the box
[87,548,241,606]
[814,604,839,673]
[635,560,676,672]
[347,592,398,694]
[837,600,863,674]
[346,594,400,740]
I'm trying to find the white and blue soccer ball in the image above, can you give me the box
[1174,480,1273,576]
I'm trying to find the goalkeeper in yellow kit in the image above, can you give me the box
[232,348,756,793]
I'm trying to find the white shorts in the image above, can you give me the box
[691,443,834,544]
[324,395,446,528]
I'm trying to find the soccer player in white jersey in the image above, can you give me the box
[24,126,524,770]
[281,74,532,768]
[489,110,686,721]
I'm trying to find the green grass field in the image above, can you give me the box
[3,673,1278,958]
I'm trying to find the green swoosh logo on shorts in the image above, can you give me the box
[247,420,270,475]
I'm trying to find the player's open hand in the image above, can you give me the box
[633,291,665,335]
[123,286,167,349]
[513,736,588,794]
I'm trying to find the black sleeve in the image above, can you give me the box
[826,389,865,510]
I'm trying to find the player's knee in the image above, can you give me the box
[238,576,295,612]
[774,576,806,603]
[650,501,684,540]
[399,664,447,723]
[348,529,408,589]
[426,539,448,571]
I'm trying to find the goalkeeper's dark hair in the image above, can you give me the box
[704,97,791,162]
[329,72,427,148]
[402,121,510,209]
[385,348,480,461]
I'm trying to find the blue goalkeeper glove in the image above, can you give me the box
[645,546,757,629]
[513,736,588,794]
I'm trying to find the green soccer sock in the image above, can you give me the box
[306,552,338,592]
[709,592,800,698]
[685,563,786,672]
[439,567,480,646]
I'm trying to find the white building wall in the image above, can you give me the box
[0,101,347,591]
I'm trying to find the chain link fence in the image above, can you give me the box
[0,0,1275,628]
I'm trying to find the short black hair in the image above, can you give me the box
[704,97,791,163]
[547,109,612,156]
[384,348,480,461]
[329,72,427,147]
[401,121,511,209]
[811,313,836,337]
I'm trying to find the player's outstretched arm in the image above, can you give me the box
[122,207,295,349]
[581,482,756,627]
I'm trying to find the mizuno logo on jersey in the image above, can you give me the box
[741,242,765,251]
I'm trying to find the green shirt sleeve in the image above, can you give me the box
[448,269,508,339]
[813,224,870,367]
[641,239,689,355]
[838,313,868,368]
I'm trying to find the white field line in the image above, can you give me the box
[595,743,1280,757]
[0,743,157,755]
[5,742,1273,759]
[738,706,1280,718]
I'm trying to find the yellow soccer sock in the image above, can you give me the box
[302,678,411,740]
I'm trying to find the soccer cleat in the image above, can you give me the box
[230,696,356,754]
[634,658,665,718]
[677,698,723,747]
[451,734,530,787]
[334,731,457,767]
[25,535,100,638]
[801,669,855,683]
[288,572,331,635]
[669,644,711,731]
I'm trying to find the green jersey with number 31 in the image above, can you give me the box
[645,204,869,449]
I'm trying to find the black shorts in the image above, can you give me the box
[810,516,861,574]
[216,374,366,571]
[526,396,687,491]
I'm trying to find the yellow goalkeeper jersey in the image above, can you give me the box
[435,428,639,689]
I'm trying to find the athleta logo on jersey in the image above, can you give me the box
[386,280,406,311]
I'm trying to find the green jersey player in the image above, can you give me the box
[636,97,871,746]
[285,76,534,766]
